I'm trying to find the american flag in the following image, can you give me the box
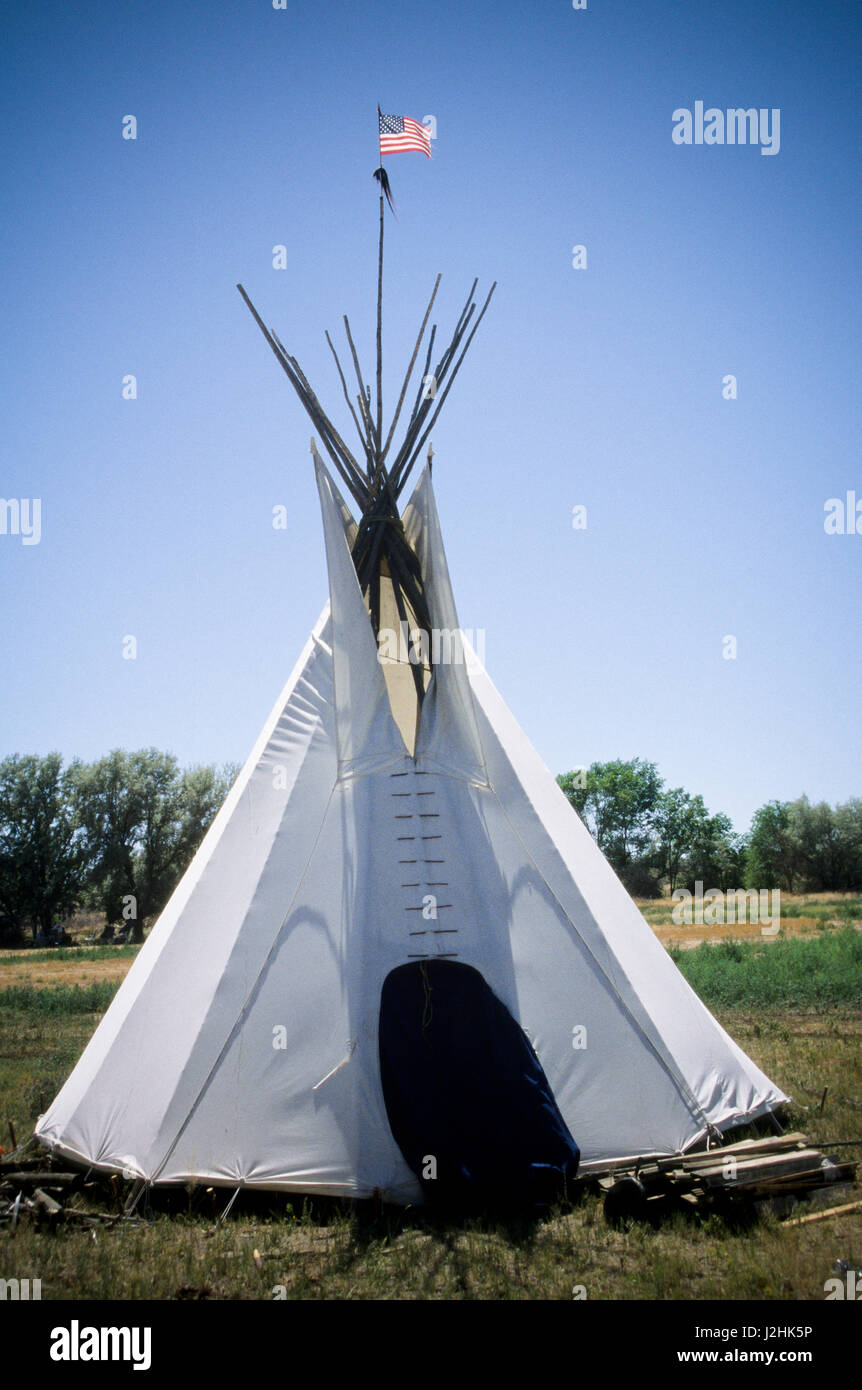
[378,112,432,159]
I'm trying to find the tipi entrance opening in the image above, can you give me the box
[378,959,581,1209]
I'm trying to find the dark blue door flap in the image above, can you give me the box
[379,959,579,1209]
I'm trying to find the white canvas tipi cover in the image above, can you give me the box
[36,461,787,1198]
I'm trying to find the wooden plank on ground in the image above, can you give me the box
[691,1150,826,1185]
[666,1135,809,1171]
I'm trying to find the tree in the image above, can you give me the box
[653,788,709,894]
[834,799,862,890]
[682,810,744,892]
[559,758,662,887]
[71,750,237,942]
[71,750,180,942]
[174,763,238,867]
[746,800,797,891]
[0,753,83,940]
[789,796,844,891]
[557,769,588,821]
[131,752,187,938]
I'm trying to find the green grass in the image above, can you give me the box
[669,926,862,1007]
[0,1010,100,1150]
[780,897,862,923]
[0,945,140,964]
[3,1197,854,1300]
[2,916,860,1300]
[0,981,120,1017]
[2,1142,860,1300]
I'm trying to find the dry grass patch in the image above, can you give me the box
[0,957,134,990]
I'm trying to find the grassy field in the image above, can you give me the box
[638,890,862,949]
[1,897,860,1300]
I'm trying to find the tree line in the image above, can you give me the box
[557,759,862,897]
[2,751,860,944]
[0,751,238,944]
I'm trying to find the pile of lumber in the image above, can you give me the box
[0,1140,139,1230]
[597,1132,858,1223]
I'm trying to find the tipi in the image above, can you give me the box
[36,262,787,1207]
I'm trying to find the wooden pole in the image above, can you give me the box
[342,314,376,456]
[236,284,367,508]
[325,331,373,470]
[381,273,441,464]
[782,1199,862,1228]
[397,281,497,492]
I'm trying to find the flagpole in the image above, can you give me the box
[375,105,385,468]
[376,173,384,466]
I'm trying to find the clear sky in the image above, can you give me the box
[2,0,860,833]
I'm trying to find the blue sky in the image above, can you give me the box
[2,0,860,832]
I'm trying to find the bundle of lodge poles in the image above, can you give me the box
[237,194,495,705]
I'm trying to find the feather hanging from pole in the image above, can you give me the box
[373,166,396,214]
